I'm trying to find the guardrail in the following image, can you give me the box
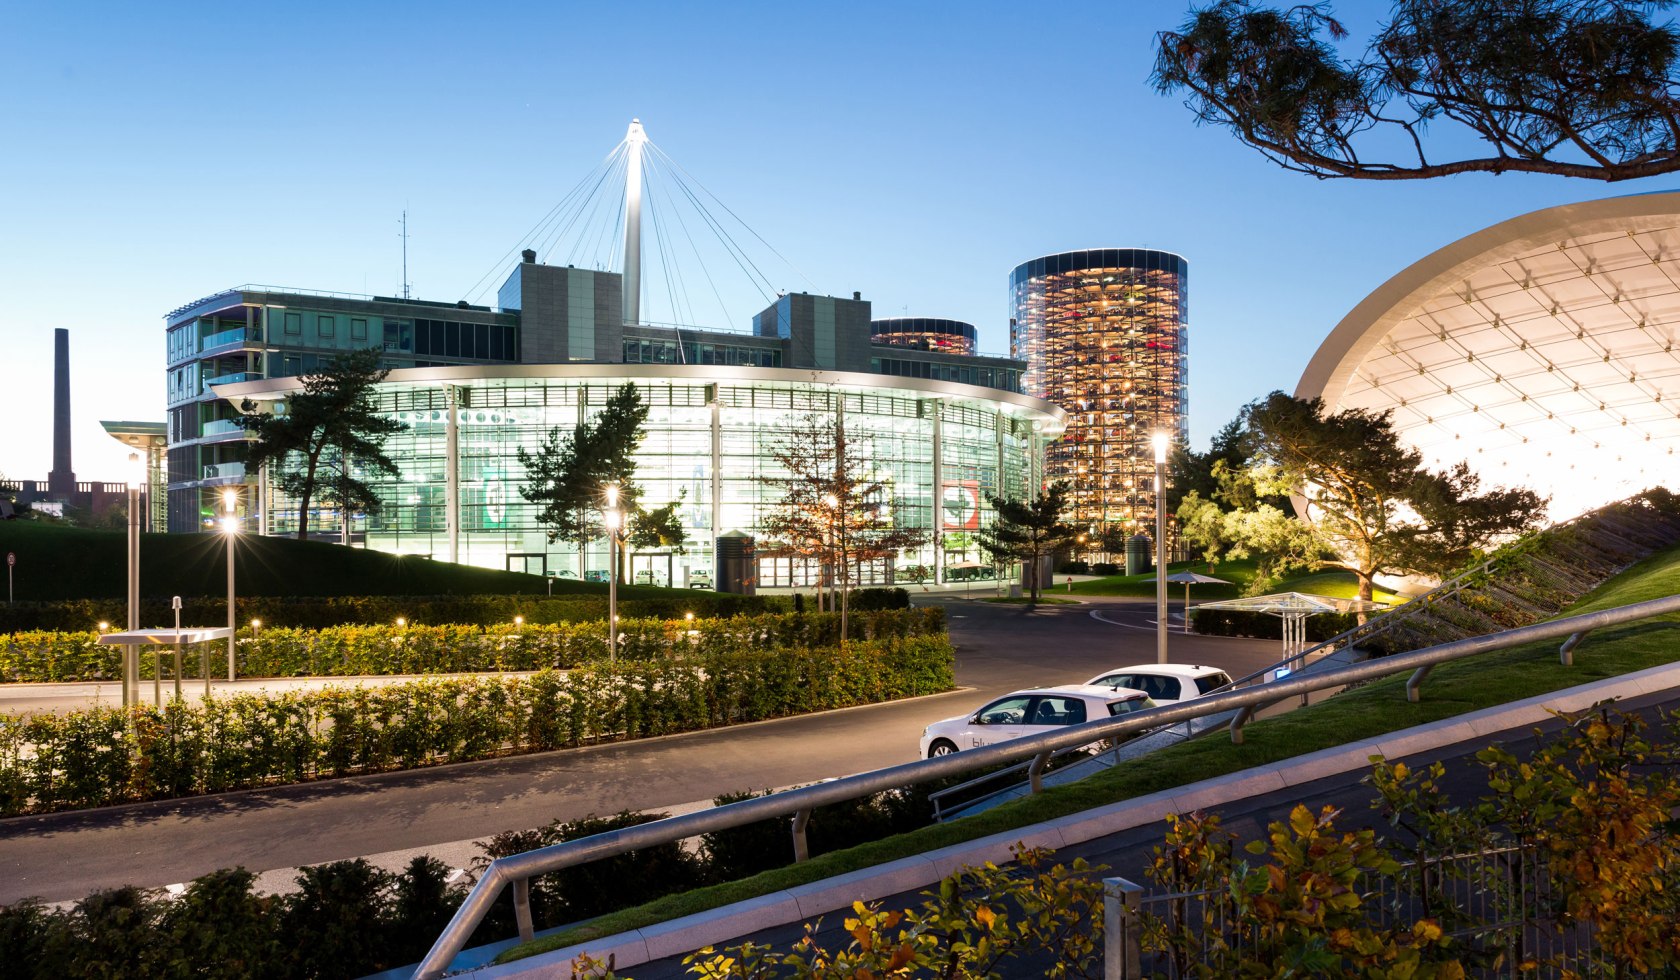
[412,593,1680,979]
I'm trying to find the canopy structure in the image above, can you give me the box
[1195,592,1389,665]
[97,628,234,703]
[1140,570,1233,630]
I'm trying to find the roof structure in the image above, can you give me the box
[1298,192,1680,519]
[1196,592,1387,617]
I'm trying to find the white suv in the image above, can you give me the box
[919,684,1155,758]
[1083,663,1234,707]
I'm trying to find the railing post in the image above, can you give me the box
[1406,664,1433,703]
[1229,705,1253,744]
[1029,750,1052,794]
[1104,876,1142,980]
[792,808,812,862]
[1559,629,1591,665]
[513,877,534,943]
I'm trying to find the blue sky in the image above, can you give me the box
[2,0,1668,482]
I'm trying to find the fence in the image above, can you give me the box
[1103,845,1609,978]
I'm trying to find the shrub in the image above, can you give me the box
[0,632,956,817]
[1057,560,1090,574]
[1092,561,1119,576]
[0,607,947,685]
[1188,608,1358,641]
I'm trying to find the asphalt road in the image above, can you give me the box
[0,596,1276,904]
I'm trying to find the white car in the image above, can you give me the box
[919,685,1156,758]
[1083,663,1234,707]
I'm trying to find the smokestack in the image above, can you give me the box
[48,328,74,496]
[521,248,537,264]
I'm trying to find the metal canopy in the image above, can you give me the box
[97,628,234,646]
[1196,592,1385,616]
[1142,571,1233,586]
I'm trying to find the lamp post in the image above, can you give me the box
[125,453,142,707]
[221,488,239,683]
[1151,431,1171,664]
[604,484,621,661]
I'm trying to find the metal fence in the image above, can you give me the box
[412,593,1680,979]
[1104,845,1613,978]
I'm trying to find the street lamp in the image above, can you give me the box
[1151,431,1171,664]
[124,453,143,707]
[221,488,239,683]
[604,484,622,661]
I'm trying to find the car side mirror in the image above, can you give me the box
[970,714,982,725]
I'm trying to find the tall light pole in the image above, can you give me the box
[1151,431,1171,664]
[604,484,621,662]
[125,453,142,707]
[221,488,239,683]
[823,493,846,643]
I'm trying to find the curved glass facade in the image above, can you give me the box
[228,367,1063,587]
[870,317,979,355]
[1009,248,1189,536]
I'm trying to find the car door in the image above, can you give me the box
[1020,695,1088,738]
[966,694,1032,748]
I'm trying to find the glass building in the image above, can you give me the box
[1009,248,1189,538]
[870,317,979,355]
[217,365,1063,586]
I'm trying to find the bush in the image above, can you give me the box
[847,587,910,611]
[1092,561,1119,576]
[0,607,947,684]
[1056,560,1090,574]
[0,632,957,816]
[0,591,793,634]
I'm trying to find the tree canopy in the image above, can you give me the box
[978,482,1078,602]
[758,412,926,627]
[239,348,405,540]
[1239,391,1548,599]
[1153,0,1680,181]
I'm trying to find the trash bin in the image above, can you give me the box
[1126,534,1154,576]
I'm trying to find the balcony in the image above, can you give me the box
[202,462,247,482]
[200,327,256,352]
[205,371,255,388]
[199,419,248,439]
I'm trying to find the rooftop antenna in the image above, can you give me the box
[399,209,412,299]
[623,119,646,326]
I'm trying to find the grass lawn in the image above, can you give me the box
[501,542,1680,964]
[0,520,690,601]
[1067,558,1404,605]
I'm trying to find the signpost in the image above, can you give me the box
[5,551,13,605]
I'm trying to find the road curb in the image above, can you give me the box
[478,660,1680,977]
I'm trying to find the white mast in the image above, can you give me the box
[623,118,647,326]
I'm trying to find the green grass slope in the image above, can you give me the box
[1067,558,1403,603]
[503,542,1680,962]
[0,521,684,601]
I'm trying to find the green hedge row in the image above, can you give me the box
[0,632,956,816]
[0,587,911,633]
[0,607,945,683]
[0,859,465,980]
[1189,608,1359,641]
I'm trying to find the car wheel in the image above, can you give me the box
[927,739,958,758]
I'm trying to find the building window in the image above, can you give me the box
[319,315,336,338]
[284,312,302,335]
[351,318,367,341]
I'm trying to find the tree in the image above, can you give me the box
[1153,0,1680,182]
[758,413,927,637]
[516,383,653,582]
[239,348,405,541]
[1241,391,1547,601]
[628,491,688,555]
[1176,459,1325,594]
[979,482,1078,602]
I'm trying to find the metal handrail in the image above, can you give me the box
[412,593,1680,979]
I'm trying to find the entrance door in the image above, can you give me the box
[505,553,547,576]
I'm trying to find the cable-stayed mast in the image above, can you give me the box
[623,119,647,326]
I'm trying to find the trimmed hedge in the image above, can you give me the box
[0,608,946,684]
[0,588,910,633]
[1189,608,1359,640]
[0,591,792,633]
[0,858,465,980]
[0,632,956,816]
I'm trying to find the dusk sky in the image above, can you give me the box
[3,0,1668,483]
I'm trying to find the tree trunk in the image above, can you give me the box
[294,451,322,540]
